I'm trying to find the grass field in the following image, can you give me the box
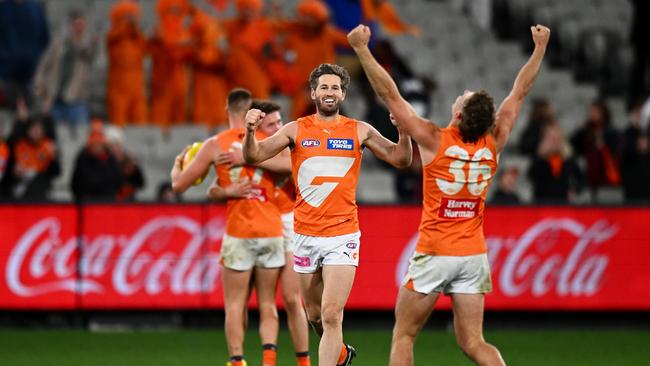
[1,329,650,365]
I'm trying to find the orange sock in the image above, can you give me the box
[262,344,277,366]
[296,352,311,366]
[336,344,347,365]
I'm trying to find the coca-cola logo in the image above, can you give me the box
[6,216,225,297]
[396,218,618,298]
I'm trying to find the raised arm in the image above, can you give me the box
[494,25,550,152]
[217,146,291,174]
[257,148,292,174]
[348,24,438,150]
[359,120,412,169]
[243,108,295,164]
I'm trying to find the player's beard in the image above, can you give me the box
[315,96,341,117]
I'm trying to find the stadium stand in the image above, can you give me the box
[25,0,631,203]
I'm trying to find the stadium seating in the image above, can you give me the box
[41,0,629,204]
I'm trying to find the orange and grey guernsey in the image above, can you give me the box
[215,128,282,238]
[291,114,363,236]
[418,126,498,256]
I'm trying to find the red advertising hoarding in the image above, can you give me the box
[0,205,79,309]
[1,205,649,310]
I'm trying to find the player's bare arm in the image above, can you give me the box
[206,177,253,202]
[348,24,439,152]
[222,145,292,174]
[243,108,296,164]
[494,24,550,152]
[171,137,220,193]
[359,120,412,169]
[256,148,292,174]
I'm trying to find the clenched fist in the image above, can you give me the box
[531,24,550,49]
[245,108,266,132]
[348,24,371,49]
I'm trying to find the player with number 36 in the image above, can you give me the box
[348,22,550,366]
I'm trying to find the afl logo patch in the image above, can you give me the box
[301,139,320,148]
[346,242,357,249]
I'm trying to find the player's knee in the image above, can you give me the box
[225,301,246,315]
[258,302,279,319]
[283,295,304,314]
[392,323,418,341]
[320,305,343,328]
[456,336,483,357]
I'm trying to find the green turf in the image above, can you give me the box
[0,328,649,365]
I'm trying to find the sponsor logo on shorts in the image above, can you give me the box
[346,242,357,249]
[327,138,354,150]
[294,255,311,267]
[438,197,480,219]
[301,139,320,148]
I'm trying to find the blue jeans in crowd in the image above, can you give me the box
[51,101,89,138]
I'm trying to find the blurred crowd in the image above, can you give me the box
[0,0,649,204]
[0,0,424,202]
[491,96,650,205]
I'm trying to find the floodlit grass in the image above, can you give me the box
[1,329,649,365]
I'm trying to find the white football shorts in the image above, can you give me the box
[220,234,285,271]
[402,252,492,295]
[281,212,295,253]
[292,231,361,274]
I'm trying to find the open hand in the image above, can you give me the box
[225,177,253,198]
[215,148,244,167]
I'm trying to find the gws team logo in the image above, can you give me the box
[327,139,354,150]
[301,139,320,148]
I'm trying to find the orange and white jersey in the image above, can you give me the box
[291,114,362,236]
[274,176,296,215]
[215,128,282,238]
[417,126,498,256]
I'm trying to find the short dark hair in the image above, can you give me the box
[251,100,282,115]
[227,88,252,114]
[308,63,350,92]
[459,90,495,143]
[590,98,611,127]
[68,9,84,21]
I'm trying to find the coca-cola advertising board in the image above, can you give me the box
[1,205,649,310]
[0,205,79,309]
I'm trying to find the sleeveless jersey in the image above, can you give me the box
[417,126,498,256]
[215,128,282,238]
[291,114,363,236]
[275,176,296,214]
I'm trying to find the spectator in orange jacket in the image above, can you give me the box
[223,0,297,99]
[279,0,350,119]
[149,0,192,128]
[107,0,148,126]
[360,0,420,36]
[10,118,60,200]
[190,9,228,130]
